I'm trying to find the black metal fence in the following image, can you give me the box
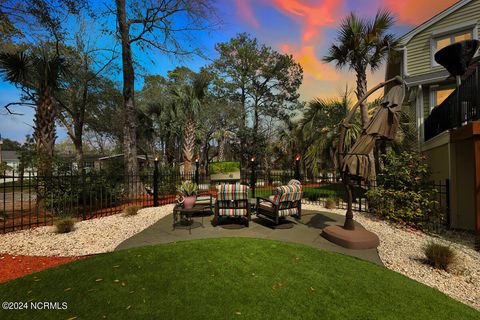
[0,165,450,233]
[424,64,480,141]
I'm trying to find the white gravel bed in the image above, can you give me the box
[302,203,480,310]
[0,204,174,257]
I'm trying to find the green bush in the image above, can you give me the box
[424,241,456,271]
[123,205,142,217]
[209,162,240,174]
[366,151,439,227]
[54,216,76,233]
[303,184,365,202]
[325,197,337,209]
[43,172,126,215]
[0,211,6,220]
[157,166,180,196]
[307,193,319,202]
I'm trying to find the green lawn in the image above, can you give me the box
[0,238,477,320]
[255,184,365,201]
[0,179,35,192]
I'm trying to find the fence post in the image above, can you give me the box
[445,178,450,229]
[294,154,301,181]
[81,168,87,220]
[195,158,199,186]
[153,158,159,207]
[250,156,256,198]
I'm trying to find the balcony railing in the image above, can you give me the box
[424,64,480,141]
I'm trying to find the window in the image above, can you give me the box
[430,86,455,109]
[432,29,474,66]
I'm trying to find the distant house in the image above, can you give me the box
[95,154,149,170]
[0,151,20,171]
[385,0,480,232]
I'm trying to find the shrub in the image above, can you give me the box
[54,216,76,233]
[303,184,364,203]
[424,241,456,271]
[366,151,440,228]
[123,205,142,217]
[43,172,126,215]
[0,211,6,220]
[209,162,240,174]
[325,197,337,209]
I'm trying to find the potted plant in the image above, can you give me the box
[177,181,199,209]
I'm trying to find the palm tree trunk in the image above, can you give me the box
[218,137,225,162]
[34,88,56,176]
[183,116,196,175]
[116,0,139,193]
[355,67,376,181]
[355,69,369,129]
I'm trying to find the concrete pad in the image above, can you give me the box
[115,209,383,266]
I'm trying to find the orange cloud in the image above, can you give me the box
[273,0,343,42]
[280,44,340,81]
[385,0,457,25]
[235,0,260,28]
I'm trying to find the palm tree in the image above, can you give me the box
[213,129,234,162]
[172,72,210,175]
[323,10,398,128]
[0,48,66,175]
[301,96,360,177]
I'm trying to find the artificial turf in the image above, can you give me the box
[0,238,478,319]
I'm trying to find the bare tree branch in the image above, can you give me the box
[2,102,35,115]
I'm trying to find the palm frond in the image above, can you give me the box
[0,51,33,86]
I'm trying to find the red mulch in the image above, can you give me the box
[0,254,86,283]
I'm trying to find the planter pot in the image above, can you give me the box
[183,196,197,209]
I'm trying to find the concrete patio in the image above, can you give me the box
[115,208,382,265]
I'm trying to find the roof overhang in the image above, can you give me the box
[399,0,472,46]
[404,69,451,87]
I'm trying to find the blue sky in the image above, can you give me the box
[0,0,457,142]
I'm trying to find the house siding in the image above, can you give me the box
[406,0,480,76]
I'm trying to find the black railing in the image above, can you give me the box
[424,64,480,141]
[0,167,449,233]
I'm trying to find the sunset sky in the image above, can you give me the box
[0,0,459,141]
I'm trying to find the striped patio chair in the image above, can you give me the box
[256,183,302,225]
[214,184,251,227]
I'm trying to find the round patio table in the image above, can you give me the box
[172,204,210,234]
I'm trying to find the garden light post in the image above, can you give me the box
[195,157,200,185]
[153,157,159,207]
[294,154,301,181]
[250,156,257,198]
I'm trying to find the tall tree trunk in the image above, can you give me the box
[73,137,84,172]
[183,115,196,175]
[355,68,376,181]
[116,0,139,191]
[165,131,175,165]
[34,88,56,176]
[253,101,259,136]
[218,137,225,162]
[355,69,369,129]
[240,86,248,170]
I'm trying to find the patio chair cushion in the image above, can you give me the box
[216,184,249,201]
[278,207,299,217]
[288,179,301,186]
[218,208,248,217]
[195,196,212,206]
[272,184,302,206]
